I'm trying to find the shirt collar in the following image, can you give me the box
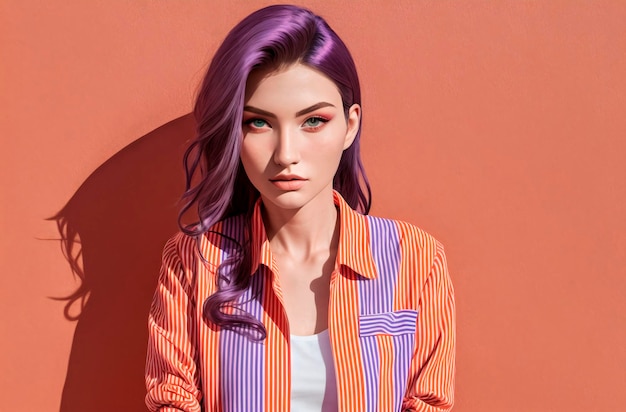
[249,190,378,279]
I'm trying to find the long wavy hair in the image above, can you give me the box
[180,4,371,339]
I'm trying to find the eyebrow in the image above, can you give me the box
[243,102,336,118]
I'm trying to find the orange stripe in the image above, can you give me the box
[377,335,394,411]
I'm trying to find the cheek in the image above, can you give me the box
[308,128,348,162]
[240,139,264,165]
[306,143,345,178]
[239,142,263,181]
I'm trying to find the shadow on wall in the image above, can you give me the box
[50,114,195,412]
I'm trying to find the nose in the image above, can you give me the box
[272,127,300,166]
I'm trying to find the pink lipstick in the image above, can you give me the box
[270,174,307,191]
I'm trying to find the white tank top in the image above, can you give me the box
[290,329,338,411]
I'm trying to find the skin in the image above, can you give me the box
[240,63,361,335]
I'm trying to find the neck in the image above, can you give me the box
[261,190,339,260]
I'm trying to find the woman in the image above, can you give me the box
[145,5,455,412]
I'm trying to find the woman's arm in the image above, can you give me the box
[403,242,456,411]
[145,235,202,412]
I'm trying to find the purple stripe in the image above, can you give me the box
[219,218,265,412]
[357,217,402,411]
[359,310,418,335]
[360,217,401,314]
[359,335,380,411]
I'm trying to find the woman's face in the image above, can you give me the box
[240,63,360,213]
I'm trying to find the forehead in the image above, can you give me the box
[244,63,342,107]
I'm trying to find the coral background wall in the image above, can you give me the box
[1,1,624,411]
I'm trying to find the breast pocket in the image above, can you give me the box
[359,309,418,336]
[358,310,419,411]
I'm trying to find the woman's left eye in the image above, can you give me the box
[303,116,328,129]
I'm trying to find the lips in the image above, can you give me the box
[270,174,307,191]
[271,174,305,181]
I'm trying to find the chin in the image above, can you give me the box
[260,186,333,212]
[263,191,311,210]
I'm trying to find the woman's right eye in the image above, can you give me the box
[244,118,270,130]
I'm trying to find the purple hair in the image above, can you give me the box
[180,4,371,339]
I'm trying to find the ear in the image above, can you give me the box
[343,103,361,150]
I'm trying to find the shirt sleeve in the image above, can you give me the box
[402,242,456,411]
[145,235,202,412]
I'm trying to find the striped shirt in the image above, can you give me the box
[145,191,455,411]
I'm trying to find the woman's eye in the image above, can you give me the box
[250,119,268,128]
[244,118,270,130]
[303,116,328,129]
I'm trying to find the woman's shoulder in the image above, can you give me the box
[364,213,444,257]
[362,214,448,289]
[163,214,249,264]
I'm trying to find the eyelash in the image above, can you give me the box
[243,116,330,131]
[244,118,270,129]
[302,116,329,130]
